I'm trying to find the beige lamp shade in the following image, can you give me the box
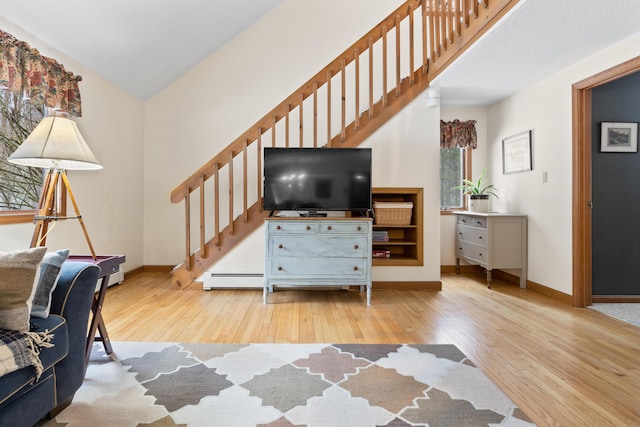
[8,116,102,170]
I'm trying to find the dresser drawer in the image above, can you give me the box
[269,236,369,257]
[457,241,487,267]
[268,221,318,233]
[268,257,369,277]
[319,221,369,234]
[456,225,488,247]
[457,215,487,228]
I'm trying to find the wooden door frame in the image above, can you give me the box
[572,56,640,307]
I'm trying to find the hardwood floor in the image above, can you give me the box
[101,271,640,426]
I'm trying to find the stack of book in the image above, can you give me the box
[372,230,389,241]
[372,249,391,258]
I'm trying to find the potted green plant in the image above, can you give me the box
[453,167,498,212]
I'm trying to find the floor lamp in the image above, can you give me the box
[8,116,102,259]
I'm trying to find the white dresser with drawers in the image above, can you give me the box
[454,212,527,288]
[264,217,373,304]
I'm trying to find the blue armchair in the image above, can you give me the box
[0,262,100,427]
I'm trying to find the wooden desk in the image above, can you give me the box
[68,254,125,366]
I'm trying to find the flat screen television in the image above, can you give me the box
[263,147,372,214]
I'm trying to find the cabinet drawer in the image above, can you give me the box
[319,221,369,234]
[268,257,368,277]
[457,215,487,228]
[268,221,318,233]
[457,241,488,267]
[269,236,369,257]
[456,225,488,247]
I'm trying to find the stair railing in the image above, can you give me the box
[170,0,519,288]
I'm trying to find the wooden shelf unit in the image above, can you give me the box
[371,187,423,266]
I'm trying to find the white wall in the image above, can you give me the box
[0,19,145,270]
[143,0,408,266]
[486,32,640,295]
[365,98,441,282]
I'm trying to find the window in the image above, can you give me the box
[0,29,81,225]
[439,119,476,212]
[0,92,44,223]
[440,147,471,211]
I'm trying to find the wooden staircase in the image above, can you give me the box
[170,0,520,288]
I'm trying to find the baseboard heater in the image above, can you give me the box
[204,273,264,290]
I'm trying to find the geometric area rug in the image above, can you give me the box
[40,342,536,426]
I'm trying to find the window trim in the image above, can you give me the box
[440,147,472,215]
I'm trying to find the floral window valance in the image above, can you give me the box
[0,29,82,117]
[440,120,477,149]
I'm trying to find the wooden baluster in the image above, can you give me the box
[199,176,206,258]
[435,0,441,57]
[382,26,388,107]
[257,129,263,211]
[299,94,304,147]
[463,0,470,27]
[429,0,436,60]
[355,48,360,130]
[455,0,461,36]
[243,140,248,222]
[185,186,191,270]
[213,163,220,246]
[313,83,318,147]
[447,0,453,45]
[272,116,277,147]
[368,37,374,118]
[395,16,401,96]
[228,151,234,235]
[473,0,479,18]
[422,0,428,71]
[409,4,415,84]
[341,59,346,141]
[327,70,332,146]
[285,105,290,147]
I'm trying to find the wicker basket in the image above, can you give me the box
[373,202,413,225]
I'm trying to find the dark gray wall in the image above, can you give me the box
[592,71,640,295]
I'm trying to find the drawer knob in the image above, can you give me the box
[353,266,358,271]
[476,221,482,225]
[306,225,311,231]
[277,266,283,271]
[357,226,362,231]
[278,244,283,249]
[276,225,281,230]
[478,236,483,240]
[461,219,466,223]
[327,225,332,230]
[354,244,359,250]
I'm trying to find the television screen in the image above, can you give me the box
[263,147,372,213]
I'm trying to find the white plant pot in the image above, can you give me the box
[468,195,489,212]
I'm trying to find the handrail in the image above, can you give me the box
[170,0,519,288]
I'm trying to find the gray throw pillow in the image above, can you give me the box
[0,247,47,332]
[31,249,70,319]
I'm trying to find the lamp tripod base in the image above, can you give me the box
[31,168,97,259]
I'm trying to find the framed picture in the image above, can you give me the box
[600,122,638,152]
[502,130,532,174]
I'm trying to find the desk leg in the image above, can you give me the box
[85,275,113,366]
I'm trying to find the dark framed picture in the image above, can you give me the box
[600,122,638,152]
[502,130,532,174]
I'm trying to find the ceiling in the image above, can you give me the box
[1,0,639,105]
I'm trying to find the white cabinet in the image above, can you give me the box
[264,218,373,304]
[455,212,527,288]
